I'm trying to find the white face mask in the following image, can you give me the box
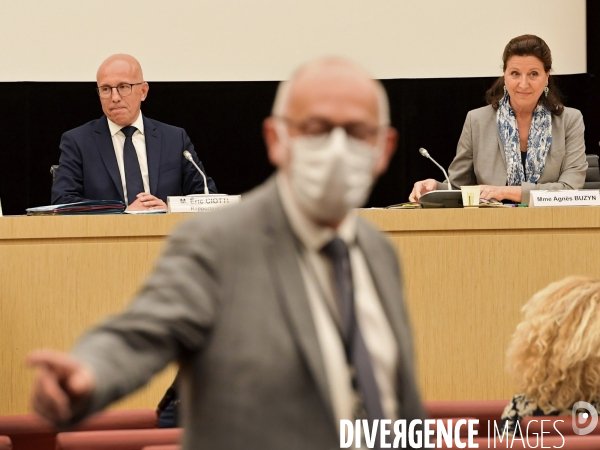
[280,127,382,224]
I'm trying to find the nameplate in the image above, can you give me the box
[167,194,241,213]
[529,190,600,207]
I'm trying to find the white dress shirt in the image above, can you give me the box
[276,173,399,434]
[106,113,150,204]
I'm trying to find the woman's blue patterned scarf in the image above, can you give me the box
[496,94,552,185]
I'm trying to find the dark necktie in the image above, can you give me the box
[322,237,386,447]
[121,126,144,205]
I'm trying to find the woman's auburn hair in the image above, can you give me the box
[486,34,564,116]
[506,276,600,412]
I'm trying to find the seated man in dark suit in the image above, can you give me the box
[51,54,217,211]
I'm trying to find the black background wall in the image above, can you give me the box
[0,1,598,215]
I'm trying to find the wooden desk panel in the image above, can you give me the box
[0,214,190,416]
[1,209,599,414]
[360,208,600,401]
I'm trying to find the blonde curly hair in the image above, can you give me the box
[506,276,600,412]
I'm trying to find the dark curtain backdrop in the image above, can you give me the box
[0,2,597,215]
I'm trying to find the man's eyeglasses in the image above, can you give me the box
[96,82,144,99]
[277,117,382,142]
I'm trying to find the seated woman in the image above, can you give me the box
[409,34,587,204]
[500,276,600,436]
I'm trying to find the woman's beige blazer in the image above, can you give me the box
[438,105,587,204]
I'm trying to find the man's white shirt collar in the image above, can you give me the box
[107,112,145,137]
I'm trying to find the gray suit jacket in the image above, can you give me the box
[71,176,425,450]
[438,105,587,204]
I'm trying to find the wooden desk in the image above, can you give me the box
[1,208,599,415]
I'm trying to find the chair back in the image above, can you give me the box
[142,446,180,450]
[584,154,600,189]
[0,410,157,450]
[438,434,600,449]
[0,436,11,450]
[56,428,181,450]
[521,415,600,436]
[50,165,59,183]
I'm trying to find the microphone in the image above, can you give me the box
[418,148,452,190]
[183,150,209,195]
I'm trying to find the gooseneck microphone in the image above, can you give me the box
[418,148,452,190]
[183,150,209,195]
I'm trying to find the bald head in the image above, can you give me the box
[96,54,148,127]
[264,57,397,181]
[97,54,144,82]
[272,58,389,127]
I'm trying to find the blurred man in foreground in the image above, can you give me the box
[30,57,425,449]
[51,54,216,211]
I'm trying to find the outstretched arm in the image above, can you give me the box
[28,350,96,425]
[28,217,223,426]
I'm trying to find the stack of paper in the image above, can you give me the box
[385,203,421,209]
[26,200,126,216]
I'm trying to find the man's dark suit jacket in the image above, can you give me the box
[51,115,217,204]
